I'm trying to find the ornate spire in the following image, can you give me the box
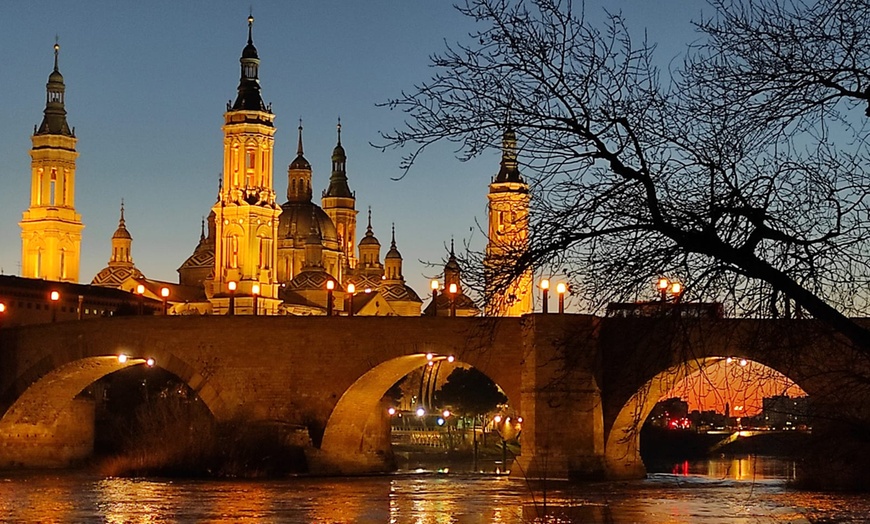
[289,119,312,171]
[36,40,73,136]
[112,199,132,241]
[200,216,206,242]
[230,14,268,112]
[325,117,352,198]
[445,237,461,289]
[494,125,523,183]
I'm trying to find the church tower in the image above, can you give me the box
[321,119,358,274]
[484,126,532,316]
[211,15,281,314]
[91,201,143,288]
[20,42,84,282]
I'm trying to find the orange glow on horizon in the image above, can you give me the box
[663,360,806,417]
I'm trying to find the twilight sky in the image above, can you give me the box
[0,0,704,298]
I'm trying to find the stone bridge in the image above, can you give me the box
[0,313,867,480]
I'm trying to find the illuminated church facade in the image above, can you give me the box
[19,18,533,318]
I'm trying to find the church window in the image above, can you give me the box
[60,250,66,280]
[227,235,239,268]
[259,237,272,269]
[37,169,44,205]
[36,250,42,278]
[50,169,57,206]
[246,151,256,186]
[62,171,69,205]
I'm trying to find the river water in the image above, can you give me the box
[1,456,868,523]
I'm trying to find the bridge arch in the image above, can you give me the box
[604,357,721,478]
[604,354,809,478]
[318,352,517,475]
[0,345,232,468]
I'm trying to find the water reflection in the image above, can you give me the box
[663,455,797,481]
[1,457,869,523]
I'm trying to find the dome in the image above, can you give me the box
[385,245,401,260]
[112,226,132,240]
[283,269,343,293]
[359,233,379,247]
[289,154,311,171]
[242,42,259,60]
[48,69,64,84]
[91,266,143,288]
[278,201,338,243]
[381,283,422,303]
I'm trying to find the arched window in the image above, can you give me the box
[50,169,57,206]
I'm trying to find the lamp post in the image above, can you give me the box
[556,282,567,314]
[252,283,260,316]
[136,284,145,315]
[656,277,683,302]
[160,287,170,315]
[326,280,335,316]
[540,279,550,314]
[448,282,457,317]
[346,283,355,317]
[50,290,60,322]
[0,302,6,330]
[430,279,439,316]
[657,277,669,302]
[228,281,236,315]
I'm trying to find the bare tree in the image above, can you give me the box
[380,0,870,349]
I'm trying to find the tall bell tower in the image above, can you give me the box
[20,42,84,282]
[211,16,282,314]
[484,126,532,316]
[321,118,358,276]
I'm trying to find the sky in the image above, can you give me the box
[0,0,706,298]
[0,1,811,417]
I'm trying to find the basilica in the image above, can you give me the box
[17,17,532,318]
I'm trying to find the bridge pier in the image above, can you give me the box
[514,315,608,480]
[313,399,397,475]
[0,397,95,469]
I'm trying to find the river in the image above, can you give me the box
[1,456,868,523]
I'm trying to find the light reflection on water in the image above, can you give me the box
[0,457,868,523]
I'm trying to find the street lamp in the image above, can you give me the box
[0,302,6,330]
[346,283,355,317]
[50,290,60,322]
[326,280,335,316]
[252,283,260,316]
[228,281,236,316]
[136,284,145,315]
[448,282,457,317]
[160,287,170,315]
[540,279,550,314]
[556,282,567,314]
[430,279,439,316]
[656,277,683,302]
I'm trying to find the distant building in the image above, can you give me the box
[763,395,810,429]
[15,17,540,319]
[0,275,160,326]
[648,397,690,429]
